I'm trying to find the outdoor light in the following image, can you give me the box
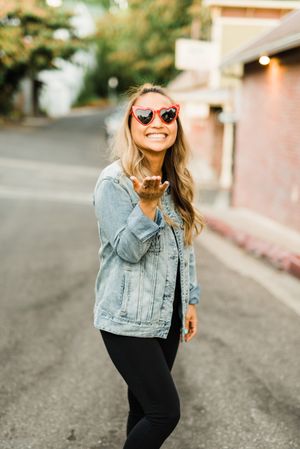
[259,55,270,65]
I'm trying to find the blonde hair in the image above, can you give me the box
[110,83,205,245]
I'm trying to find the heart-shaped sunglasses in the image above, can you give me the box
[130,104,180,126]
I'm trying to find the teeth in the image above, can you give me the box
[146,133,167,140]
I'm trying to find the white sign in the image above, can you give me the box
[175,38,218,71]
[185,103,209,119]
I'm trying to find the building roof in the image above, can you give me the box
[221,9,300,67]
[205,0,300,9]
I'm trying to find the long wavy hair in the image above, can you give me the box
[110,83,205,245]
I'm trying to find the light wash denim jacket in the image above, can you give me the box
[92,160,201,340]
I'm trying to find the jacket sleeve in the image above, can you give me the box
[188,244,201,305]
[93,177,165,263]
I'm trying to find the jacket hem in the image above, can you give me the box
[94,314,173,339]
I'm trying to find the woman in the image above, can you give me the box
[93,83,205,449]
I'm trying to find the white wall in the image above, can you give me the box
[37,2,97,118]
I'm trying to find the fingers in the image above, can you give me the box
[160,180,170,192]
[130,175,140,189]
[142,175,161,189]
[130,175,169,194]
[184,316,197,343]
[185,322,197,342]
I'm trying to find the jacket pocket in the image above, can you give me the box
[118,268,142,321]
[119,271,130,316]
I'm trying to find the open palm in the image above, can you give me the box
[130,175,169,201]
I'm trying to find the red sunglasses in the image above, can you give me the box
[130,104,180,126]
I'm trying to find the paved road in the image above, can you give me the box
[0,109,299,449]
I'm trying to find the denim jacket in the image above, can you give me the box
[92,160,201,340]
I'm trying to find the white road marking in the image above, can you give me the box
[0,157,99,204]
[0,157,100,177]
[198,228,300,317]
[0,186,92,205]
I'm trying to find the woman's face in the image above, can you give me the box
[130,93,178,156]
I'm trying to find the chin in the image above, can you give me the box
[147,146,168,153]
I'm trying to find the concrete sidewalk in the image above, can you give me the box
[200,205,300,280]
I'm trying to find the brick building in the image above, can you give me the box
[169,0,300,205]
[222,9,300,232]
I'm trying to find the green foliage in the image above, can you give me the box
[0,0,86,115]
[78,0,211,100]
[81,0,111,8]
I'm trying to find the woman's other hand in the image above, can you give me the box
[184,304,198,343]
[130,175,169,202]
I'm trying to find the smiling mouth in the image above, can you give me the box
[146,133,168,140]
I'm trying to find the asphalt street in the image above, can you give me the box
[0,108,299,449]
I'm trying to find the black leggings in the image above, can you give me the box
[100,268,182,449]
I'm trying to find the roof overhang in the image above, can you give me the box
[205,0,300,9]
[221,33,300,67]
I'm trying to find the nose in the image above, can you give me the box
[151,111,163,127]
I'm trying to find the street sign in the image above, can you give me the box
[175,38,218,71]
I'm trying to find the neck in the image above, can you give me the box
[145,152,165,177]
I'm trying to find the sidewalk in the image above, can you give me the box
[199,204,300,280]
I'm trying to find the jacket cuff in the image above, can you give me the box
[188,285,201,305]
[127,203,165,242]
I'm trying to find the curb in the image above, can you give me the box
[204,213,300,280]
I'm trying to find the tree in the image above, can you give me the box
[0,0,86,115]
[79,0,211,99]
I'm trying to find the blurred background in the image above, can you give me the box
[1,1,300,449]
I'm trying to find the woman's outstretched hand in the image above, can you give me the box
[130,175,169,201]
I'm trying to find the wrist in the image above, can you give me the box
[139,199,158,210]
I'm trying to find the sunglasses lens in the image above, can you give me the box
[135,109,153,125]
[160,107,177,123]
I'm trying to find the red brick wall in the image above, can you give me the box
[233,50,300,232]
[188,109,224,180]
